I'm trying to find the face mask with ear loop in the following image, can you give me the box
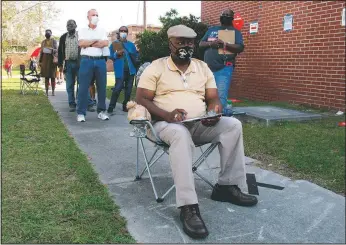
[170,41,194,61]
[120,32,127,39]
[91,16,99,25]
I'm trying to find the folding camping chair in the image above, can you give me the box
[19,64,40,95]
[129,119,218,203]
[129,112,285,203]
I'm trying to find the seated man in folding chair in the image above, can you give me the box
[136,24,258,239]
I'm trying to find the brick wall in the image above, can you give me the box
[201,1,345,111]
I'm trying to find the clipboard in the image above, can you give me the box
[218,30,235,55]
[112,41,124,57]
[182,113,223,123]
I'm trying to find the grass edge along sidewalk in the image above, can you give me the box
[2,81,135,243]
[235,99,345,195]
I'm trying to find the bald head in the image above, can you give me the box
[66,19,77,33]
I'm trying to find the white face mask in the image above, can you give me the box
[90,16,99,25]
[120,32,127,39]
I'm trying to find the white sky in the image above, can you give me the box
[50,1,201,36]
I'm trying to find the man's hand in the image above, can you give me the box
[201,105,221,127]
[59,66,63,73]
[91,41,104,48]
[211,39,224,49]
[164,109,188,123]
[117,50,124,57]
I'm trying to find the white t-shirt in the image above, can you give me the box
[78,25,108,57]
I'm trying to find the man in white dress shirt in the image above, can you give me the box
[77,9,109,122]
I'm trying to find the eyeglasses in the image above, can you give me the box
[119,30,128,33]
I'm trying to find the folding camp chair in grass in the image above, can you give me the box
[129,119,218,203]
[129,112,285,203]
[19,64,40,95]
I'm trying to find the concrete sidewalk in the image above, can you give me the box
[46,83,345,243]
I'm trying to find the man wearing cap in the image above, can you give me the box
[136,24,257,239]
[199,9,244,115]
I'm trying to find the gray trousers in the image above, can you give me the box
[153,117,247,207]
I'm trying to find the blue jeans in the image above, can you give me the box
[213,66,233,114]
[65,60,93,106]
[77,57,107,115]
[109,71,134,109]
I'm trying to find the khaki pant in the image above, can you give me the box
[152,117,247,207]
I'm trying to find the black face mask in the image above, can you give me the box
[45,33,51,39]
[170,41,194,61]
[68,29,76,35]
[220,16,233,26]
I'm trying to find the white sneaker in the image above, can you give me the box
[98,111,109,120]
[77,114,86,122]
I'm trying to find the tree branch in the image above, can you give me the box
[7,1,49,21]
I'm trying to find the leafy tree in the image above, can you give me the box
[1,1,60,60]
[135,9,208,63]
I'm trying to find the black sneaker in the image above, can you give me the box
[211,184,258,207]
[87,105,96,112]
[180,204,209,239]
[107,107,114,114]
[122,104,128,112]
[69,104,76,112]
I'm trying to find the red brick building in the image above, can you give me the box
[201,1,345,111]
[127,24,161,43]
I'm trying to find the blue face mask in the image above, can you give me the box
[120,32,127,39]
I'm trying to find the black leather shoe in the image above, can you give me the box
[122,104,128,112]
[211,183,258,206]
[69,104,76,112]
[107,107,114,114]
[180,204,209,239]
[87,105,96,112]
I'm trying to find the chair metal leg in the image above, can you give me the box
[139,147,165,178]
[199,146,209,166]
[193,143,218,170]
[135,138,140,180]
[194,170,214,188]
[139,138,160,201]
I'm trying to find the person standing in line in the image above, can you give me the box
[39,29,58,96]
[58,19,96,112]
[199,9,244,115]
[107,26,139,113]
[76,9,109,122]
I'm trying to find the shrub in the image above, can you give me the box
[135,9,208,63]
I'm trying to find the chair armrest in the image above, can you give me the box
[129,119,162,143]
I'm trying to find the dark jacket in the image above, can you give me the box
[58,32,81,68]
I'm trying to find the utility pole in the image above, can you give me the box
[143,1,147,30]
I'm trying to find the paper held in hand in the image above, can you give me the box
[218,30,235,55]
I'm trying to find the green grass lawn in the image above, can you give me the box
[1,78,135,243]
[232,99,345,194]
[2,68,21,77]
